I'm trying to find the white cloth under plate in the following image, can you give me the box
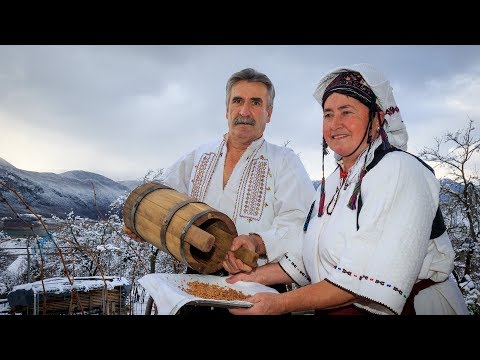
[138,273,279,315]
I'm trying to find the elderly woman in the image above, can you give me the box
[227,63,469,315]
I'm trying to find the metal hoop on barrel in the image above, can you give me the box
[159,199,203,257]
[128,182,173,237]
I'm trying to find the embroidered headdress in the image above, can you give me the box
[322,71,377,110]
[315,63,408,153]
[312,63,408,218]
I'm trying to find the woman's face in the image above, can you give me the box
[323,92,372,168]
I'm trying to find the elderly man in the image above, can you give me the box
[127,68,315,314]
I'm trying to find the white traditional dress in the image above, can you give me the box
[279,63,469,315]
[161,135,316,266]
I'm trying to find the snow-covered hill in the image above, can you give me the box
[0,157,133,221]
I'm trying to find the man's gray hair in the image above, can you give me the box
[226,68,275,109]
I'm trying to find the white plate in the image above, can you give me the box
[138,273,279,314]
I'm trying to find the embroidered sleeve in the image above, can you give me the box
[279,252,310,286]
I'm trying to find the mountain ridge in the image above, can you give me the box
[0,157,16,169]
[0,157,142,224]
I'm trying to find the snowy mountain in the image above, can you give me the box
[0,158,16,168]
[0,157,134,222]
[118,179,143,190]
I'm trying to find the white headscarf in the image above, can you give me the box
[313,63,409,154]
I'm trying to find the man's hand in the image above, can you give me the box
[223,233,264,274]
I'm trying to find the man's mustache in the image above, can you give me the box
[233,117,256,126]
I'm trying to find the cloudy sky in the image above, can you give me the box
[1,45,479,181]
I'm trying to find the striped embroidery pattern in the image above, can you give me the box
[233,140,269,222]
[190,141,224,201]
[238,156,269,221]
[284,253,310,282]
[333,265,408,299]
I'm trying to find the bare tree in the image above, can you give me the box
[418,118,480,284]
[142,168,164,183]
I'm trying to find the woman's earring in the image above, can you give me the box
[376,127,380,132]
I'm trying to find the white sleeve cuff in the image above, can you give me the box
[254,228,287,263]
[279,252,310,286]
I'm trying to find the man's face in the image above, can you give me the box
[226,80,272,145]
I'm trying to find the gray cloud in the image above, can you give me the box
[1,45,479,181]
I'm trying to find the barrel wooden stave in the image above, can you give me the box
[122,182,258,274]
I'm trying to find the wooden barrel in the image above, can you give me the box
[122,182,258,274]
